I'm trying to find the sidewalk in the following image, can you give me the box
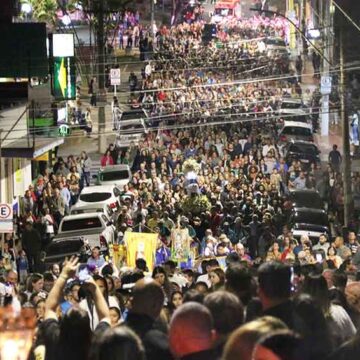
[299,58,343,163]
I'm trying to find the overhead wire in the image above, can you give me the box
[4,107,339,140]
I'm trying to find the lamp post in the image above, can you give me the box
[250,7,332,138]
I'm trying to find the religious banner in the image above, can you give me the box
[124,232,158,270]
[171,227,191,263]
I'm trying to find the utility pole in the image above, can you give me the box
[96,0,106,153]
[340,29,352,227]
[320,0,331,136]
[151,0,155,40]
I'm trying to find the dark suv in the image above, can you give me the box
[284,140,320,168]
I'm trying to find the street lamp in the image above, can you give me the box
[21,2,32,22]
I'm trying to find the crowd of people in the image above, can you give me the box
[1,11,360,360]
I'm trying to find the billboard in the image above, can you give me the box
[52,56,76,100]
[0,23,48,77]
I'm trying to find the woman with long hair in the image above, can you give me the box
[301,273,356,346]
[165,290,183,322]
[79,275,120,330]
[152,266,172,305]
[209,267,225,292]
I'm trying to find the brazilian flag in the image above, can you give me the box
[52,56,76,100]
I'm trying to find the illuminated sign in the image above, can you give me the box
[58,124,71,137]
[52,56,76,100]
[53,34,75,57]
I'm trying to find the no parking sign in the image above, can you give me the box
[0,204,13,232]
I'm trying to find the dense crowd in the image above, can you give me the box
[1,13,360,360]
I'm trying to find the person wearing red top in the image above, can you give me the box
[158,91,166,101]
[100,150,114,167]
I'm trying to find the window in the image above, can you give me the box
[120,123,145,132]
[79,192,112,202]
[46,239,84,256]
[100,170,130,182]
[282,127,312,137]
[289,144,317,154]
[281,102,303,109]
[294,213,328,226]
[61,217,102,231]
[265,38,286,47]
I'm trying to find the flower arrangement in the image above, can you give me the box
[180,194,211,215]
[182,158,200,175]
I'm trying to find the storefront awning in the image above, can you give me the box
[2,137,64,158]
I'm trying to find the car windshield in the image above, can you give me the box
[294,212,328,226]
[71,208,104,214]
[215,8,233,15]
[61,217,102,231]
[282,126,312,136]
[289,143,318,154]
[121,111,146,120]
[79,192,112,202]
[265,38,286,46]
[46,239,84,256]
[100,170,129,182]
[291,193,322,208]
[281,102,302,109]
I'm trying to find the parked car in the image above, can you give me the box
[288,189,324,210]
[284,140,321,168]
[95,164,131,187]
[74,185,121,212]
[289,208,331,244]
[116,118,148,148]
[44,212,116,265]
[278,121,313,144]
[264,37,290,57]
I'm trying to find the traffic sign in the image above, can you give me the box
[110,68,121,86]
[0,204,13,232]
[321,76,332,95]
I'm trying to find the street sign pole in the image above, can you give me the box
[114,84,117,96]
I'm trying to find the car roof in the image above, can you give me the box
[62,212,103,220]
[282,121,312,129]
[99,164,130,173]
[80,185,118,194]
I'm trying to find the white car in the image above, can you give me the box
[95,164,131,187]
[116,118,148,148]
[74,185,121,212]
[278,121,313,144]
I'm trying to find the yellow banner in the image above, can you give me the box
[124,232,158,270]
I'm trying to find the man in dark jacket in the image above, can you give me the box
[22,222,42,272]
[258,261,295,330]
